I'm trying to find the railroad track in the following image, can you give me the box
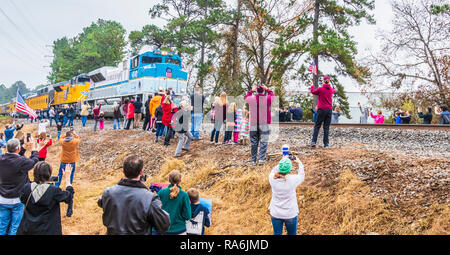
[276,122,450,131]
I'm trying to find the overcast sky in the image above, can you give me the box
[0,0,393,91]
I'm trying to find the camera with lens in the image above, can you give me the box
[288,154,297,161]
[140,174,147,182]
[49,176,59,183]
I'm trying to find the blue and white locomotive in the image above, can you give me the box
[84,49,188,116]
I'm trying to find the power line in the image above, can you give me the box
[0,45,43,70]
[0,24,45,60]
[0,7,50,56]
[7,0,50,46]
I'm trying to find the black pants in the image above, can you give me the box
[142,113,151,130]
[224,131,233,142]
[164,126,174,145]
[125,118,134,130]
[312,109,332,145]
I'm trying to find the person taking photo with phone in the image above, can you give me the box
[268,155,305,235]
[17,162,74,235]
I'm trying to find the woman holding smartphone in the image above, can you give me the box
[17,162,74,235]
[268,155,305,235]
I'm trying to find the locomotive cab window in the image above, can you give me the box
[165,58,181,66]
[142,56,162,64]
[131,57,140,69]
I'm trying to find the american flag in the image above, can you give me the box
[15,91,37,119]
[308,61,318,76]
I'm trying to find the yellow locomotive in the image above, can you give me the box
[0,74,90,116]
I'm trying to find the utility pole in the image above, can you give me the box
[312,0,320,108]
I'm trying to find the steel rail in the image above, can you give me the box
[275,122,450,131]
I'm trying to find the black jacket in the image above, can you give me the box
[97,179,170,235]
[144,100,151,116]
[155,105,163,122]
[17,183,74,235]
[134,101,143,114]
[418,112,432,124]
[0,151,39,198]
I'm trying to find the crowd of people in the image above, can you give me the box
[1,75,449,236]
[0,122,81,234]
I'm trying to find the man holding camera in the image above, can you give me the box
[98,155,170,235]
[245,84,275,165]
[0,138,39,235]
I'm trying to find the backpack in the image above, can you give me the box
[186,211,204,235]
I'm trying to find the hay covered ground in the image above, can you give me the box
[1,117,448,235]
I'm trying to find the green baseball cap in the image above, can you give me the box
[278,157,292,174]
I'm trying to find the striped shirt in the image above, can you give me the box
[240,118,250,137]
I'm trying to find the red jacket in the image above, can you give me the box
[93,104,102,120]
[127,103,135,119]
[37,138,52,159]
[162,103,178,127]
[244,89,275,126]
[310,83,335,109]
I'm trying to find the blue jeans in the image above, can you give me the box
[49,117,53,127]
[191,113,203,140]
[55,163,76,187]
[93,120,98,131]
[69,116,74,127]
[155,123,165,137]
[81,116,88,127]
[113,118,121,130]
[0,203,25,235]
[57,131,61,140]
[270,216,297,235]
[63,116,68,127]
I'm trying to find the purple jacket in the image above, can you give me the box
[245,89,275,126]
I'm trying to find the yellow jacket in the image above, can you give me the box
[149,95,162,117]
[59,134,81,163]
[81,104,90,116]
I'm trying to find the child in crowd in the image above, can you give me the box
[370,109,385,124]
[233,108,243,144]
[38,119,50,136]
[174,101,194,158]
[394,111,402,124]
[400,110,412,124]
[224,102,237,144]
[56,121,63,140]
[186,188,211,235]
[239,109,250,146]
[99,111,105,131]
[331,106,341,124]
[37,132,52,161]
[154,105,164,142]
[0,133,6,155]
